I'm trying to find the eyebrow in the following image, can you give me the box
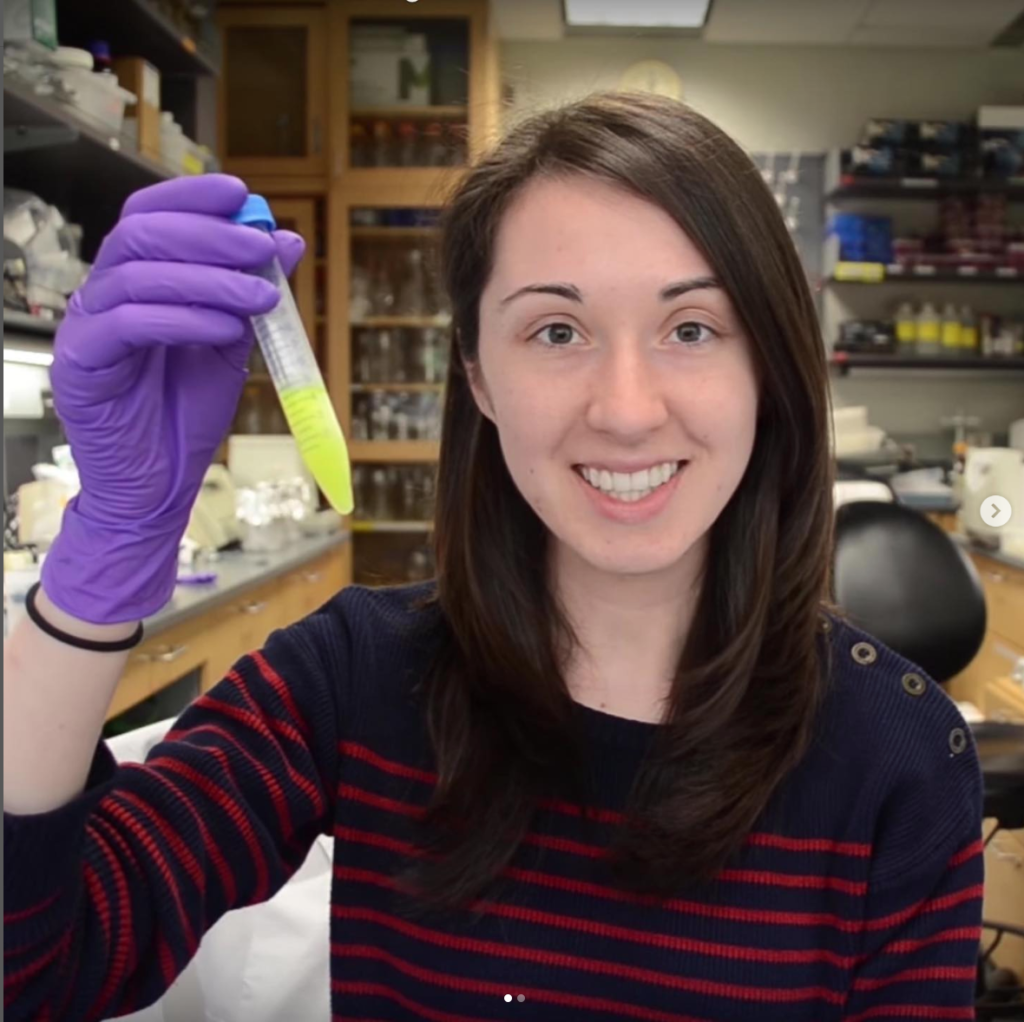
[498,276,721,308]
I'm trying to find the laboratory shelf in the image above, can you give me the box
[830,353,1024,375]
[349,441,440,463]
[2,311,60,338]
[828,268,1022,286]
[55,0,219,77]
[827,177,1024,202]
[4,79,174,260]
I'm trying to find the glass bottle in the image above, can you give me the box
[396,247,428,317]
[915,302,940,357]
[369,252,397,317]
[939,303,961,357]
[396,121,419,167]
[422,122,447,166]
[350,121,369,167]
[959,306,978,357]
[371,120,393,167]
[894,302,917,353]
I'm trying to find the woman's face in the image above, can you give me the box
[471,175,760,580]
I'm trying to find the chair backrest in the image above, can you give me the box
[832,501,986,683]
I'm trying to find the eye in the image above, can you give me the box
[673,321,718,347]
[530,322,578,347]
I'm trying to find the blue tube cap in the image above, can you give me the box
[231,194,277,231]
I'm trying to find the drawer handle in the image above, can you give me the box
[239,601,267,615]
[138,644,188,664]
[302,571,322,584]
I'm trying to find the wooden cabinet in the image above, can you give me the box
[218,5,327,176]
[106,543,349,719]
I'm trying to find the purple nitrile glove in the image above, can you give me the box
[41,175,305,624]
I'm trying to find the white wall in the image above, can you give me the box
[499,40,1024,440]
[500,41,1024,152]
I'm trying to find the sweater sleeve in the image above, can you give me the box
[3,600,347,1022]
[841,718,985,1021]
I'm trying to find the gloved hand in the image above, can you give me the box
[41,175,305,624]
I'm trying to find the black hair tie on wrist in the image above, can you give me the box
[25,582,144,652]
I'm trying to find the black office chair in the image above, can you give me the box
[832,501,1024,1018]
[833,500,986,681]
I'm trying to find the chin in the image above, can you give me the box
[559,529,704,580]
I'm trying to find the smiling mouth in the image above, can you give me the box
[572,461,687,503]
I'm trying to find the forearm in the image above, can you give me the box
[3,585,138,815]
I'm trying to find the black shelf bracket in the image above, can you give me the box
[4,123,78,153]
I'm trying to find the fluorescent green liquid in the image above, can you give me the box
[278,384,354,515]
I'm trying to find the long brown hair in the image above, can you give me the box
[403,92,836,912]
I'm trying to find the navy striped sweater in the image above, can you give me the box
[5,582,984,1021]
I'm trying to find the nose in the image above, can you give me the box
[585,342,670,441]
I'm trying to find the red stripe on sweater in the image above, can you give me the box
[332,909,846,1005]
[863,884,984,932]
[98,799,198,956]
[852,964,977,991]
[181,722,296,841]
[250,650,312,744]
[336,782,866,894]
[502,865,867,933]
[112,789,206,892]
[148,756,270,902]
[333,946,749,1021]
[85,819,137,1022]
[3,936,63,1000]
[333,864,858,969]
[337,743,874,859]
[333,823,865,932]
[217,679,326,814]
[340,741,436,784]
[3,890,59,925]
[882,925,983,956]
[844,1006,975,1021]
[948,838,984,868]
[338,783,424,818]
[132,765,238,906]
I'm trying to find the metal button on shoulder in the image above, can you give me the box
[948,728,967,755]
[851,641,877,666]
[901,672,927,697]
[820,616,833,635]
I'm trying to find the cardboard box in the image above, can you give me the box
[3,0,57,50]
[112,57,162,160]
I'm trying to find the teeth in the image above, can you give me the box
[577,461,681,501]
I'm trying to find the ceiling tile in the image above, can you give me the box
[703,0,873,44]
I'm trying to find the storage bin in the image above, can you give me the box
[56,68,136,136]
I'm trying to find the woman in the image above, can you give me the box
[5,93,982,1021]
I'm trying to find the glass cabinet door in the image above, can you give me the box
[218,7,327,176]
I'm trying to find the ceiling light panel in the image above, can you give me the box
[564,0,712,29]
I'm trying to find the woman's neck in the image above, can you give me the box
[551,537,707,724]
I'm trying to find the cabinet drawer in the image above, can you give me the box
[287,548,346,621]
[983,824,1024,974]
[107,658,153,718]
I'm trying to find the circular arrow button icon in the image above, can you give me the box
[980,495,1012,528]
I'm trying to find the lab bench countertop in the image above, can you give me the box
[950,532,1024,574]
[146,531,350,637]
